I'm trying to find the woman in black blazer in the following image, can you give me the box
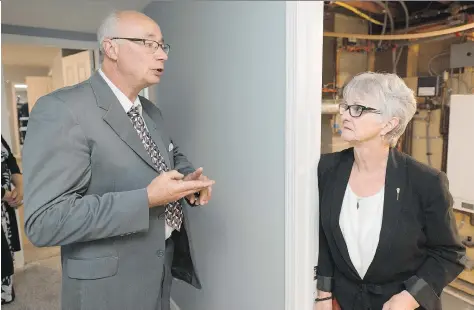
[314,72,465,310]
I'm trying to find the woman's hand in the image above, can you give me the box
[2,190,14,204]
[314,299,332,310]
[2,189,22,208]
[382,290,419,310]
[10,174,24,207]
[10,187,23,207]
[314,291,333,310]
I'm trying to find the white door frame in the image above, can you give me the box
[285,1,323,310]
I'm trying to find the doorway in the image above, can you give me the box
[1,42,96,267]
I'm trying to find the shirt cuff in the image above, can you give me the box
[316,275,333,292]
[404,275,440,310]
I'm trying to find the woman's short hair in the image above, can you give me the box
[342,72,417,146]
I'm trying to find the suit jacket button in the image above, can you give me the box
[156,250,165,257]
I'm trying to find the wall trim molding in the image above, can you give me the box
[2,24,96,42]
[285,2,324,309]
[2,33,97,50]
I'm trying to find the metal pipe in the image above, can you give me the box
[323,22,474,40]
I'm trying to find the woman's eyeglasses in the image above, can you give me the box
[338,103,381,118]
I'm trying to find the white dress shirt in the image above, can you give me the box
[98,69,174,239]
[339,184,384,279]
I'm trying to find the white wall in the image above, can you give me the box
[144,2,287,309]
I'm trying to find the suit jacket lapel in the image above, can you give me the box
[364,148,407,279]
[329,148,360,278]
[141,106,172,169]
[88,72,158,172]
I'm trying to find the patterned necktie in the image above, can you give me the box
[127,106,183,231]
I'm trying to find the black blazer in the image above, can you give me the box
[316,147,465,310]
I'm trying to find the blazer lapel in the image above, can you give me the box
[89,72,158,172]
[364,148,407,279]
[329,148,360,278]
[141,107,172,169]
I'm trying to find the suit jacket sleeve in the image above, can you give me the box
[316,154,335,292]
[23,95,150,247]
[172,139,195,176]
[405,171,466,310]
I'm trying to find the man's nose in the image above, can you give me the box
[155,48,168,61]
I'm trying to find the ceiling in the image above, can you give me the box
[1,44,61,67]
[1,0,152,33]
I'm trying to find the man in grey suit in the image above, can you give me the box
[22,10,215,310]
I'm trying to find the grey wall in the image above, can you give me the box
[144,2,287,309]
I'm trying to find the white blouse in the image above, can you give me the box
[339,184,385,279]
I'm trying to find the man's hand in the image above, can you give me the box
[146,170,215,208]
[183,168,213,206]
[382,290,419,310]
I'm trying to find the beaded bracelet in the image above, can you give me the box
[314,296,332,302]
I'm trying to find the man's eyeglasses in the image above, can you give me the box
[338,103,381,118]
[110,37,170,55]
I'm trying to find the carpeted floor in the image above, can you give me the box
[3,256,61,310]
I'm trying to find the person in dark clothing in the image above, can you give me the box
[1,135,23,305]
[314,72,465,310]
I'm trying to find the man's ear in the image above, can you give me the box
[381,117,400,136]
[102,39,119,61]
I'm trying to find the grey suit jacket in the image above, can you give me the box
[22,72,201,310]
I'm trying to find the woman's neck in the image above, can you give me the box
[353,141,390,173]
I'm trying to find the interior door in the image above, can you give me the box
[51,50,64,91]
[25,76,53,112]
[62,50,93,87]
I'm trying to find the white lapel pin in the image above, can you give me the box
[169,143,174,152]
[396,188,400,201]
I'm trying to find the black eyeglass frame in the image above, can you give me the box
[338,103,381,118]
[110,37,170,54]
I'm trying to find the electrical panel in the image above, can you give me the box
[417,76,441,97]
[447,95,474,214]
[450,41,474,69]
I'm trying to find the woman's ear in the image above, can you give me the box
[381,117,400,136]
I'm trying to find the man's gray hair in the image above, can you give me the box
[342,72,417,146]
[97,11,120,52]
